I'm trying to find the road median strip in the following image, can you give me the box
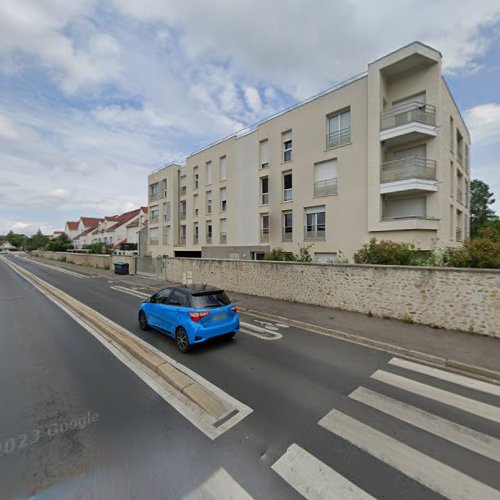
[3,257,239,426]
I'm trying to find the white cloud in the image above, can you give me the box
[0,113,21,140]
[464,103,500,144]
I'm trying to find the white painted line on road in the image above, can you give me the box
[350,387,500,463]
[15,256,88,278]
[319,409,500,500]
[239,328,282,341]
[389,357,500,398]
[110,285,150,299]
[272,443,375,500]
[372,370,500,424]
[183,468,253,500]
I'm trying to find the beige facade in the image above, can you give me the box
[147,42,470,261]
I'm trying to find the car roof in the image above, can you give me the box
[162,284,225,296]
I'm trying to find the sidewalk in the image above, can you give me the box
[24,254,500,376]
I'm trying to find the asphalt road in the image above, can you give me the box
[1,254,500,499]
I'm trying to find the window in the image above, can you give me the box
[282,131,292,162]
[193,166,199,189]
[193,194,199,217]
[206,222,212,243]
[260,139,269,169]
[457,129,463,165]
[465,179,469,207]
[450,161,454,198]
[260,213,269,242]
[450,205,454,240]
[180,200,187,219]
[220,156,227,180]
[220,219,227,244]
[193,222,199,244]
[456,170,464,204]
[162,225,170,245]
[150,206,159,224]
[282,211,292,241]
[206,161,212,185]
[191,291,230,309]
[207,190,212,214]
[450,116,454,152]
[169,290,189,307]
[314,159,338,197]
[305,206,325,240]
[163,202,171,222]
[161,179,167,198]
[465,144,470,172]
[456,210,463,242]
[261,176,269,205]
[149,182,159,201]
[179,225,186,245]
[327,108,351,149]
[151,288,173,304]
[149,227,159,245]
[283,171,293,201]
[220,187,227,212]
[180,176,187,196]
[382,195,426,219]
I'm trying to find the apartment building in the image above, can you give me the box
[147,42,470,261]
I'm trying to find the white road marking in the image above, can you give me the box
[274,323,290,328]
[15,256,88,278]
[372,370,500,424]
[319,409,500,500]
[183,468,253,500]
[350,387,500,463]
[110,285,150,299]
[239,328,282,341]
[389,357,500,398]
[272,443,375,500]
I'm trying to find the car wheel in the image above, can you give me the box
[139,311,150,331]
[176,327,191,353]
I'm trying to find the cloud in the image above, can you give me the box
[464,102,500,144]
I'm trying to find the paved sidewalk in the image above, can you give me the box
[23,254,500,375]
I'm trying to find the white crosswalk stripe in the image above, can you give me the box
[371,369,500,424]
[389,357,500,397]
[183,468,253,500]
[319,408,500,500]
[272,443,375,500]
[350,386,500,463]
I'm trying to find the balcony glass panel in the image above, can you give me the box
[314,178,337,197]
[380,102,436,131]
[326,127,351,149]
[381,157,437,183]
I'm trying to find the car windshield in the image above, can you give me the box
[190,291,231,309]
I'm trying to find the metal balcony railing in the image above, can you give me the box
[304,227,325,241]
[380,101,436,130]
[326,127,351,149]
[261,192,269,205]
[260,230,269,243]
[220,233,227,244]
[380,157,437,183]
[283,188,293,202]
[314,178,337,197]
[282,229,293,242]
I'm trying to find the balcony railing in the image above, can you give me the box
[380,157,437,183]
[282,229,293,242]
[456,188,464,204]
[314,178,337,197]
[304,227,325,241]
[220,233,227,244]
[260,230,269,243]
[261,192,269,205]
[380,102,436,130]
[283,188,293,202]
[150,215,159,224]
[326,127,351,149]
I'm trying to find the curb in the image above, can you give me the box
[243,309,500,383]
[5,257,235,423]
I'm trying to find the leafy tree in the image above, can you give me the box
[470,179,498,237]
[5,230,27,248]
[25,229,50,251]
[46,233,72,252]
[442,233,500,269]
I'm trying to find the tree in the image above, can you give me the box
[470,179,498,237]
[24,229,50,251]
[5,230,27,248]
[46,233,72,252]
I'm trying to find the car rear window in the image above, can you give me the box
[190,292,231,309]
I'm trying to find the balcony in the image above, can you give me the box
[380,102,436,144]
[304,227,325,241]
[282,229,293,242]
[314,178,337,198]
[326,127,351,149]
[260,230,269,243]
[220,233,227,244]
[380,157,437,194]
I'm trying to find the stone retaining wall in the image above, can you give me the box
[32,251,112,269]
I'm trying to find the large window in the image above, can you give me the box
[163,202,171,222]
[282,131,292,162]
[180,176,187,196]
[382,195,426,219]
[179,225,186,245]
[283,171,293,201]
[305,206,325,240]
[149,227,159,245]
[261,176,269,205]
[206,222,212,243]
[206,161,212,185]
[260,213,269,242]
[220,219,227,244]
[193,194,199,217]
[193,166,199,189]
[220,156,227,180]
[327,108,351,149]
[207,191,212,214]
[161,179,167,198]
[282,211,292,241]
[220,187,227,212]
[259,139,269,169]
[150,206,159,224]
[149,183,159,201]
[314,159,338,197]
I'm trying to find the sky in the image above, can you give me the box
[0,0,499,235]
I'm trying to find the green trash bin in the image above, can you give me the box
[114,262,129,275]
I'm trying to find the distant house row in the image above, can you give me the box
[62,207,148,250]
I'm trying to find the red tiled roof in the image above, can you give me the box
[126,219,139,228]
[106,208,141,232]
[66,221,79,230]
[141,206,148,213]
[80,217,103,227]
[53,231,64,235]
[75,226,98,239]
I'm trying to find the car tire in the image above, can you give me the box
[175,327,191,353]
[138,311,150,331]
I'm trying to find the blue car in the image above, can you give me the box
[138,284,240,352]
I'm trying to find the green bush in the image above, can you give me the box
[263,248,296,261]
[296,244,313,262]
[353,238,418,265]
[442,236,500,269]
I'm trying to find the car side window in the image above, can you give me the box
[168,290,188,307]
[152,288,172,304]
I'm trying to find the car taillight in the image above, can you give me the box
[229,306,238,312]
[189,311,210,322]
